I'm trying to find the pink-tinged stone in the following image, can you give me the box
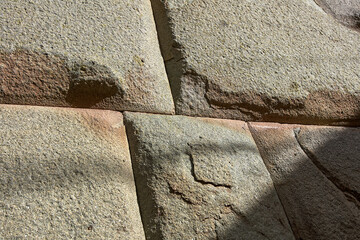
[249,122,360,240]
[0,105,145,239]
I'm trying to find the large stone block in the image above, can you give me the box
[249,122,360,240]
[124,112,294,240]
[154,0,360,125]
[0,105,145,239]
[0,0,174,114]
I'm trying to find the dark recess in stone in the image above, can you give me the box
[66,61,123,107]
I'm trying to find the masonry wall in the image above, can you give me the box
[1,0,359,239]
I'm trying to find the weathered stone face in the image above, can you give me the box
[249,122,360,240]
[0,105,145,239]
[1,0,359,238]
[0,0,174,114]
[124,112,294,240]
[153,0,360,125]
[315,0,360,30]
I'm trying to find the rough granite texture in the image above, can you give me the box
[0,105,145,239]
[315,0,360,30]
[124,112,294,240]
[1,0,359,239]
[0,0,174,114]
[249,122,360,240]
[153,0,360,124]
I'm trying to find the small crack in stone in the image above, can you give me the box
[167,182,195,205]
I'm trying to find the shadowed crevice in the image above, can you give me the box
[167,182,195,205]
[149,0,187,108]
[180,70,360,125]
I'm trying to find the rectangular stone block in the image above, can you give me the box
[154,0,360,125]
[0,105,145,239]
[249,122,360,240]
[0,0,174,114]
[124,112,294,240]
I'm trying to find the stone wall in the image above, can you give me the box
[1,0,359,239]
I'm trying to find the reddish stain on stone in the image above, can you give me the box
[0,49,70,106]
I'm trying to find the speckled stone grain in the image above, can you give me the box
[0,0,174,114]
[124,112,295,240]
[156,0,360,125]
[0,105,145,239]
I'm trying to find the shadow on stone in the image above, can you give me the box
[314,0,360,32]
[124,112,360,240]
[249,123,360,240]
[0,49,125,109]
[66,61,123,108]
[124,113,294,239]
[0,106,141,239]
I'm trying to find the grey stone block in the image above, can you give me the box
[124,112,294,240]
[0,105,145,239]
[153,0,360,125]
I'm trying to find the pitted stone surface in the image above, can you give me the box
[0,105,145,239]
[155,0,360,125]
[315,0,360,30]
[0,0,174,114]
[249,122,360,240]
[124,112,294,240]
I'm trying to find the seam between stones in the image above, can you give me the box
[247,122,298,239]
[122,119,149,240]
[149,0,185,109]
[0,102,359,127]
[0,103,177,116]
[293,128,360,208]
[313,0,360,32]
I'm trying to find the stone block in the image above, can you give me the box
[154,0,360,125]
[124,112,294,240]
[0,105,145,239]
[0,0,174,114]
